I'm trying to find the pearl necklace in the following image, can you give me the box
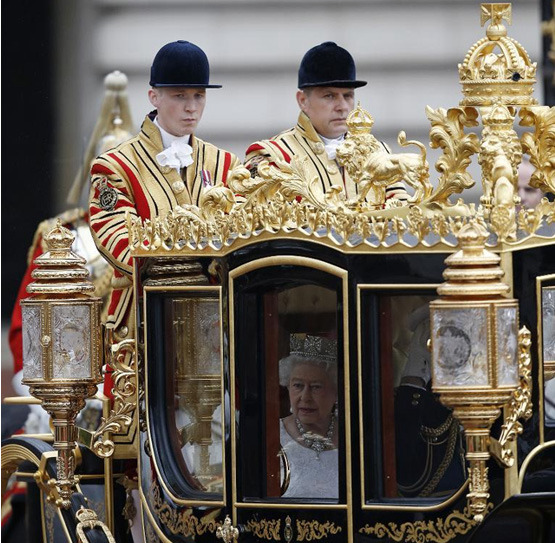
[295,413,336,459]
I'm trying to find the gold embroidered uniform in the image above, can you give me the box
[89,113,239,334]
[245,112,408,204]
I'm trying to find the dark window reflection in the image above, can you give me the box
[362,293,466,501]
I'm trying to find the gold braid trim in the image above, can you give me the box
[420,418,461,497]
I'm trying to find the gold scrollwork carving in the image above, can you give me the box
[90,337,136,457]
[149,481,219,537]
[246,518,282,541]
[425,106,480,206]
[493,326,533,467]
[296,519,342,541]
[359,506,485,543]
[520,106,555,195]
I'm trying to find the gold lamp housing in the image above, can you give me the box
[20,220,103,508]
[430,220,522,522]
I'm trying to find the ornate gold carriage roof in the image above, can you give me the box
[128,3,554,258]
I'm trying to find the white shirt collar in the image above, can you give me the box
[153,117,191,150]
[319,134,345,160]
[320,134,345,146]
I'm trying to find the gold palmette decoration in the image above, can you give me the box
[21,221,103,508]
[430,220,532,522]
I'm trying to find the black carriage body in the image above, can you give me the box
[134,238,555,543]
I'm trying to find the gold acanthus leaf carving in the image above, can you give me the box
[245,519,281,541]
[426,106,480,206]
[149,482,219,536]
[496,326,533,467]
[91,401,134,458]
[359,506,485,543]
[296,520,342,541]
[520,106,555,194]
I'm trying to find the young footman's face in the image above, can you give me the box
[297,87,355,139]
[149,87,206,136]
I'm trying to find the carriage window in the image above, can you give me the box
[167,294,224,496]
[361,292,466,502]
[542,287,555,430]
[235,278,342,503]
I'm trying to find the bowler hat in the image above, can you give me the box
[150,40,222,88]
[298,42,366,89]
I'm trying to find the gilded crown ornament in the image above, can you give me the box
[459,3,537,106]
[289,334,337,363]
[345,102,375,134]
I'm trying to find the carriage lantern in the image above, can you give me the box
[430,220,525,522]
[20,221,103,507]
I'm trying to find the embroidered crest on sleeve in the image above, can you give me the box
[97,178,119,211]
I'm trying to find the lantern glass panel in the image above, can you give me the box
[52,304,92,379]
[22,305,42,379]
[432,307,488,386]
[496,306,518,386]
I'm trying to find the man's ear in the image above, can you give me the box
[296,90,308,112]
[148,88,160,108]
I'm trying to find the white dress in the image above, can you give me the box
[280,419,338,499]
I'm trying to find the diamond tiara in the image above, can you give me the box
[289,334,337,363]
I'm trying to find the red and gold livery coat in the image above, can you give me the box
[245,111,408,204]
[89,113,239,341]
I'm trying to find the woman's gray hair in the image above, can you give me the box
[278,354,337,388]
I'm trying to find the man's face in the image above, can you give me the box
[296,87,355,139]
[517,161,543,210]
[517,175,543,209]
[148,87,206,136]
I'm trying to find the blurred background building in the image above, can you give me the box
[1,0,548,395]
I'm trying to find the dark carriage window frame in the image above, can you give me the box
[357,284,468,511]
[143,285,227,507]
[229,256,351,510]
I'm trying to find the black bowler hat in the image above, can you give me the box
[149,40,222,88]
[298,42,367,89]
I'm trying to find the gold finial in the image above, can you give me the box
[346,102,374,134]
[438,219,510,298]
[43,219,75,252]
[27,223,94,296]
[481,3,511,40]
